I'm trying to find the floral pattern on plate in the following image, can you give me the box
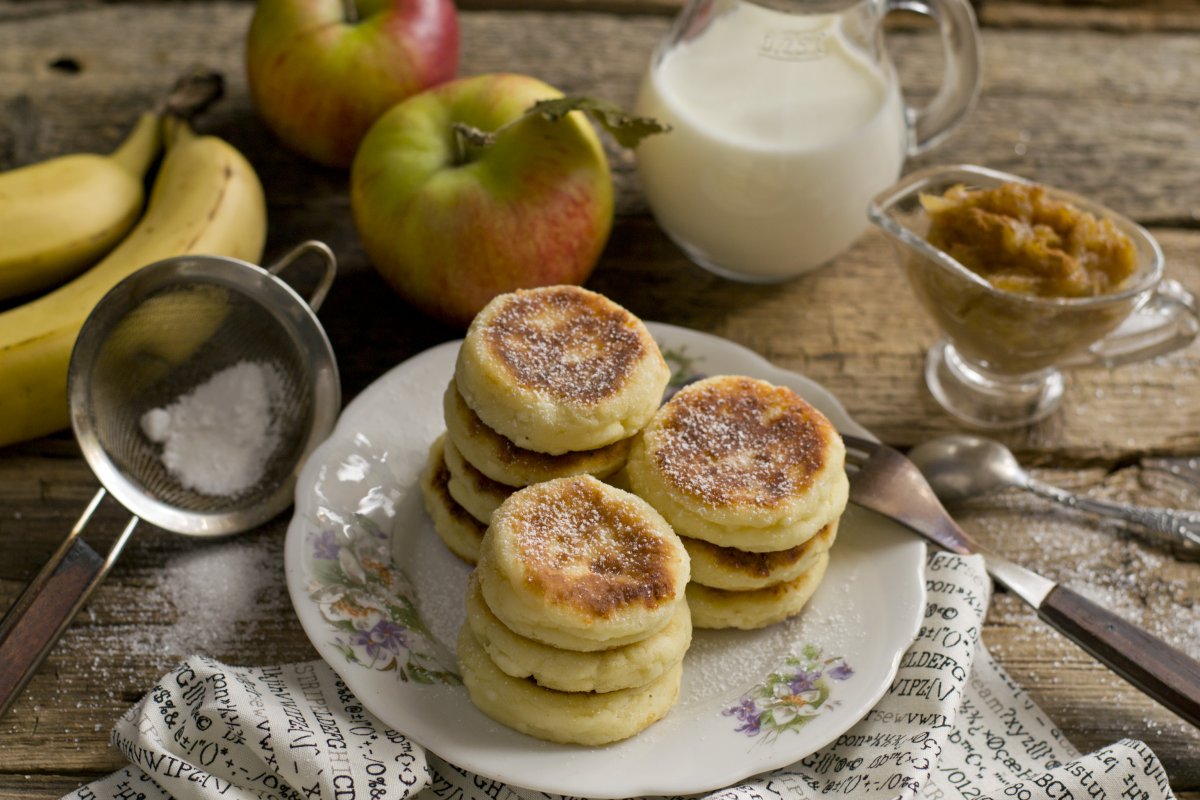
[725,645,853,742]
[308,514,460,685]
[660,343,706,398]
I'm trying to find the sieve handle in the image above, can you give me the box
[0,489,138,719]
[267,240,337,312]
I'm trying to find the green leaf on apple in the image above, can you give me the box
[452,95,670,155]
[527,96,671,149]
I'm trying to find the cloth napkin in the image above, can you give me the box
[63,552,1177,800]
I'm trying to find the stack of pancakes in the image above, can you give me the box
[415,286,848,743]
[459,474,692,745]
[421,285,670,564]
[627,375,849,630]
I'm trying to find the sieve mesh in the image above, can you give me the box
[71,251,339,534]
[86,279,316,514]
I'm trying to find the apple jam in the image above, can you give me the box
[919,182,1138,298]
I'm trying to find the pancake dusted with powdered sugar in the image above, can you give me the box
[455,286,669,455]
[476,475,689,652]
[627,375,849,552]
[625,375,847,630]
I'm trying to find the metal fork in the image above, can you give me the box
[842,434,1200,728]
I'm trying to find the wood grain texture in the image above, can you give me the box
[0,1,1198,797]
[977,1,1200,32]
[1037,584,1200,729]
[6,0,1200,30]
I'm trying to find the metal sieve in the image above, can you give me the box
[0,240,341,717]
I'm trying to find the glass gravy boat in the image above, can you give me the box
[870,164,1200,428]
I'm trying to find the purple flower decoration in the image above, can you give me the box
[828,661,854,681]
[726,648,853,741]
[352,619,409,660]
[312,529,340,561]
[723,697,763,735]
[787,670,820,694]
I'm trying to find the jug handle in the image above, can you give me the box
[888,0,982,155]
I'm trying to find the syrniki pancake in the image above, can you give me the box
[443,435,513,525]
[464,573,691,693]
[627,375,849,551]
[457,625,683,746]
[640,479,846,552]
[686,551,830,630]
[455,285,670,455]
[419,435,486,564]
[683,519,838,591]
[443,380,631,487]
[477,475,690,651]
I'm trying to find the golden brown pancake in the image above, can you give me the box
[477,475,690,651]
[418,435,486,564]
[443,434,514,525]
[464,572,691,693]
[683,519,838,591]
[455,286,670,455]
[686,551,830,630]
[627,375,849,551]
[443,380,631,487]
[457,624,683,745]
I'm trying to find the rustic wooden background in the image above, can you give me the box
[1,0,1199,796]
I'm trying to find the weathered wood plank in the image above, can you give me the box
[1,1,1199,796]
[0,775,119,799]
[5,0,1200,32]
[978,0,1200,32]
[958,463,1200,782]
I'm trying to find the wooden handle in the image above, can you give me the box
[0,537,105,717]
[1039,584,1200,727]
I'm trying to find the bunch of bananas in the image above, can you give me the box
[0,71,268,448]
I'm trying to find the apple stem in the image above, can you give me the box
[451,125,474,166]
[341,0,358,24]
[450,118,524,166]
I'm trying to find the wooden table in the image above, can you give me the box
[2,0,1199,796]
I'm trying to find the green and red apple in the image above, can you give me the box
[350,73,615,327]
[246,0,459,168]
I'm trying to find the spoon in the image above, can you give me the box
[906,434,1200,547]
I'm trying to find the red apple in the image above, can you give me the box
[350,73,615,327]
[246,0,459,168]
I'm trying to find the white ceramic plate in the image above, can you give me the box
[284,323,926,799]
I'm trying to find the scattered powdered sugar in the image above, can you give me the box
[681,554,861,706]
[152,535,291,655]
[141,360,283,497]
[653,378,824,508]
[52,531,293,710]
[483,287,645,402]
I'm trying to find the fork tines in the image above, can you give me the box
[839,432,975,556]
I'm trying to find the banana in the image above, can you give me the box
[0,115,267,447]
[0,111,161,300]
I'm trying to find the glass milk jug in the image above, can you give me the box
[634,0,981,282]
